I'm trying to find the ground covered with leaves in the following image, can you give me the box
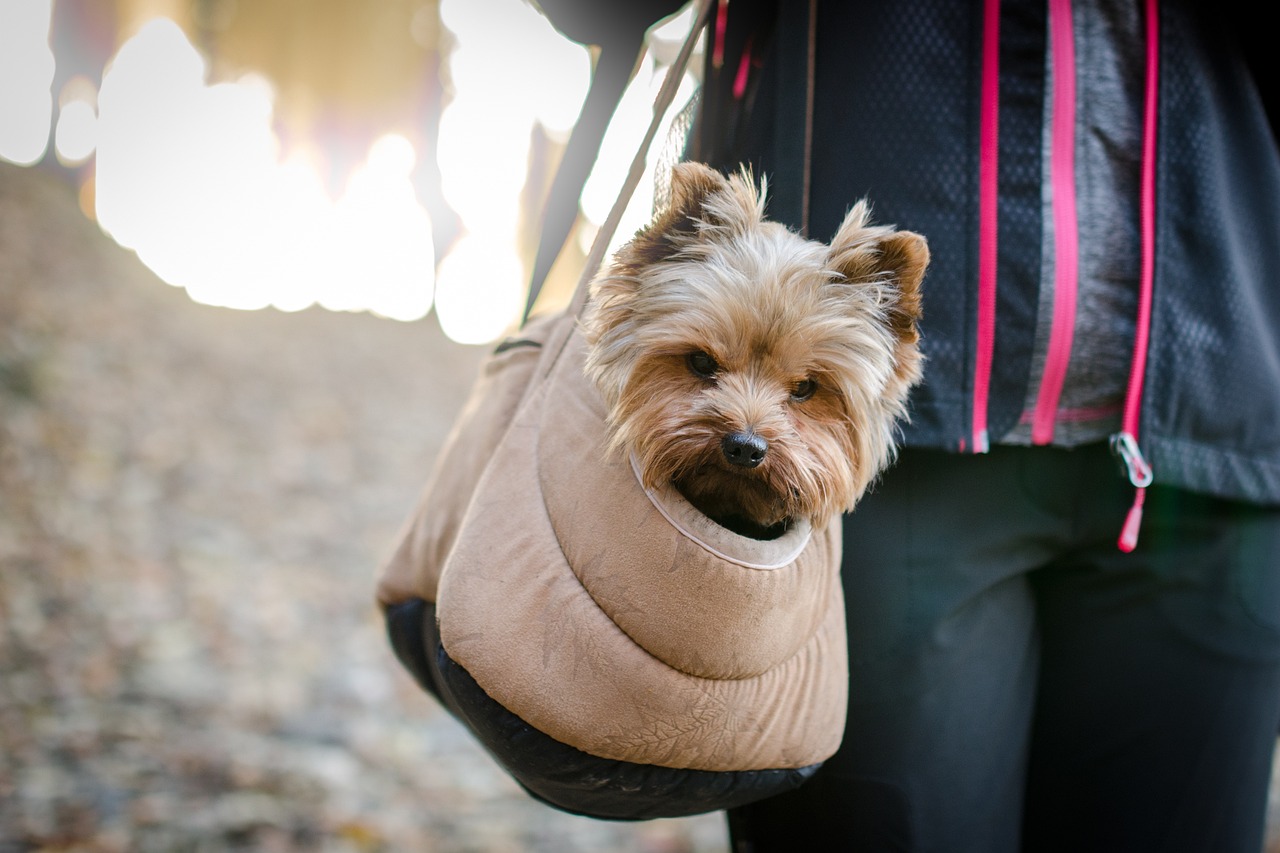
[0,163,727,852]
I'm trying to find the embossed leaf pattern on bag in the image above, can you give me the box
[538,567,633,688]
[605,680,760,767]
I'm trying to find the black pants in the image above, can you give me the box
[728,444,1280,853]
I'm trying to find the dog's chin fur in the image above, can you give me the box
[584,162,929,539]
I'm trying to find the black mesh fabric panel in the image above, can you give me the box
[808,0,988,450]
[1141,0,1280,502]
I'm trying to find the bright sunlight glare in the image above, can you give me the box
[433,234,526,345]
[432,0,591,342]
[92,19,435,321]
[2,2,701,344]
[54,76,99,166]
[0,0,55,166]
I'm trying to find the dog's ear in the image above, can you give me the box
[828,201,928,341]
[667,162,732,231]
[622,163,765,266]
[869,229,928,347]
[680,163,765,238]
[828,201,929,394]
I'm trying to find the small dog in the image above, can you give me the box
[583,163,928,539]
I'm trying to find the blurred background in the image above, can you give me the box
[0,0,724,849]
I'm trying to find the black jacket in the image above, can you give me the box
[689,0,1280,507]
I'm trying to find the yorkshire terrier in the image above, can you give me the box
[583,162,928,539]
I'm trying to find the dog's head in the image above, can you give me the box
[583,162,927,537]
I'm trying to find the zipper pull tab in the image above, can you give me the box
[1110,431,1153,552]
[1118,486,1146,553]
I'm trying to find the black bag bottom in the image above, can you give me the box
[384,598,821,821]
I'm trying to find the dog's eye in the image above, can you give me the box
[791,378,818,402]
[687,350,719,379]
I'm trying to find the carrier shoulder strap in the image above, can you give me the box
[521,0,714,325]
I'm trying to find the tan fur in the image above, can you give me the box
[583,162,928,538]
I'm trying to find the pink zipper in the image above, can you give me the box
[733,39,754,100]
[971,0,1157,548]
[972,0,1002,454]
[1112,0,1159,552]
[1031,0,1080,444]
[713,0,727,70]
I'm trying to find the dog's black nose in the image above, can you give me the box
[722,431,768,468]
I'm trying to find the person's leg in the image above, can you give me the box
[729,446,1079,852]
[1023,480,1280,853]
